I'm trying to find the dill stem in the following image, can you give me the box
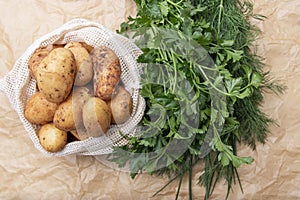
[175,172,183,200]
[189,156,193,200]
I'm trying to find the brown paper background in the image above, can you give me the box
[0,0,299,199]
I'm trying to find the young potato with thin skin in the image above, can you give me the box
[36,48,76,104]
[64,42,82,48]
[54,86,92,132]
[70,129,89,141]
[91,46,121,101]
[82,97,111,138]
[107,86,133,124]
[29,48,50,80]
[80,42,94,53]
[28,44,66,80]
[24,92,58,125]
[38,123,67,153]
[53,94,75,131]
[72,86,92,129]
[65,42,93,86]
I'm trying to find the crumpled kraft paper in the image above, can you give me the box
[0,0,299,199]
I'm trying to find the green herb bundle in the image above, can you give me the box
[110,0,283,199]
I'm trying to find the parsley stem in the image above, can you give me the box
[171,50,177,93]
[166,0,183,10]
[158,48,168,95]
[194,63,231,96]
[217,0,224,34]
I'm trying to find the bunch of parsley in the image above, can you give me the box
[110,0,283,199]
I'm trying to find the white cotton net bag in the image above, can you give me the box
[0,18,145,156]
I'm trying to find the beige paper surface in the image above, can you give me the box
[0,0,299,199]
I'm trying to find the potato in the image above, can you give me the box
[70,129,89,141]
[29,44,66,80]
[69,130,81,141]
[48,44,66,49]
[65,42,93,86]
[82,97,111,137]
[53,95,75,131]
[36,48,76,103]
[53,86,92,131]
[72,86,92,128]
[28,47,50,80]
[64,42,82,48]
[108,86,133,124]
[24,92,58,125]
[38,123,67,152]
[80,42,94,53]
[91,46,121,101]
[69,87,93,140]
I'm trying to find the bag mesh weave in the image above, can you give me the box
[0,18,145,156]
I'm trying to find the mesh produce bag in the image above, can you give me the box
[0,18,145,156]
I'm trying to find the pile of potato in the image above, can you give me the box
[24,42,133,153]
